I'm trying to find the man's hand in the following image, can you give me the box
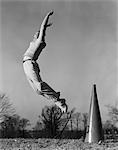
[33,11,54,44]
[47,11,54,17]
[45,11,54,27]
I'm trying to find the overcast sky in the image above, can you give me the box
[0,0,117,127]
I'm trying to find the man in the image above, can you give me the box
[23,11,68,113]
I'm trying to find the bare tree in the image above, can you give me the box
[107,104,118,125]
[33,120,44,131]
[73,112,81,131]
[19,118,30,137]
[68,113,76,132]
[1,114,30,138]
[70,117,73,132]
[82,113,88,130]
[0,93,15,123]
[40,105,63,137]
[82,113,88,140]
[1,114,20,138]
[103,120,113,134]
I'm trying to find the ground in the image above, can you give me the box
[0,139,118,150]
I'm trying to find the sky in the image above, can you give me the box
[0,0,117,127]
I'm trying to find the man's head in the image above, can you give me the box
[55,98,68,113]
[59,98,66,105]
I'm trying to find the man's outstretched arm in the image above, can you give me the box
[37,11,53,43]
[24,11,54,60]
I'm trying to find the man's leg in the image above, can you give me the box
[30,78,68,113]
[40,81,60,100]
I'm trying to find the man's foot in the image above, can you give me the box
[55,98,68,113]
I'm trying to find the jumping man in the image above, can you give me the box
[23,11,68,113]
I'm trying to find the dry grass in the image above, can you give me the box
[0,138,118,150]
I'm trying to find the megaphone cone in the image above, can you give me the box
[85,84,104,143]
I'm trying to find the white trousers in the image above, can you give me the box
[23,59,59,101]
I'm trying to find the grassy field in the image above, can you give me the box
[0,138,118,150]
